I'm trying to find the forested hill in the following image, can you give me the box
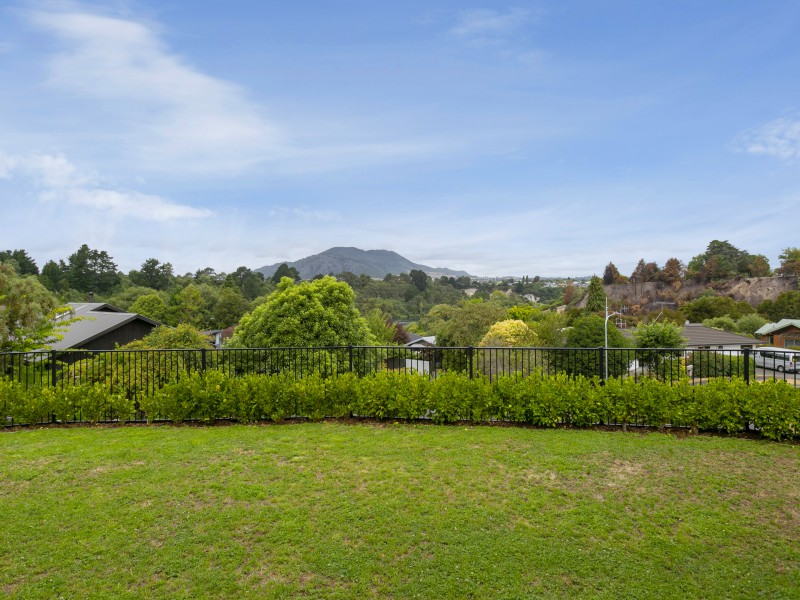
[255,247,472,280]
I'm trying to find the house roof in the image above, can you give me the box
[622,323,756,348]
[49,303,160,350]
[754,319,800,336]
[403,335,437,347]
[680,324,756,348]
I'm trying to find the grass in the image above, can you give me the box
[0,423,798,599]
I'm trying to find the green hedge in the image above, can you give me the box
[2,371,799,440]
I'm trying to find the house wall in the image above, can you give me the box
[58,319,157,364]
[83,320,156,350]
[761,325,800,348]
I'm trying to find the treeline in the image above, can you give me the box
[0,246,556,340]
[603,240,800,285]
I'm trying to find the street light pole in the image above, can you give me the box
[604,296,621,380]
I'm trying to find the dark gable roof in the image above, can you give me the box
[49,303,160,350]
[681,324,756,347]
[622,323,756,348]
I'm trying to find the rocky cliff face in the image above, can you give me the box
[588,276,798,310]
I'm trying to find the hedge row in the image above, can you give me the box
[2,371,799,440]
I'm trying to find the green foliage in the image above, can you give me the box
[584,276,605,312]
[564,315,628,377]
[632,321,686,381]
[632,320,686,349]
[230,276,374,350]
[125,324,211,349]
[0,249,39,275]
[129,293,168,322]
[64,244,121,294]
[757,290,800,321]
[0,264,71,352]
[3,370,799,439]
[687,352,754,379]
[211,286,249,328]
[479,319,536,347]
[271,263,300,284]
[128,258,174,290]
[703,316,738,332]
[735,313,767,336]
[363,308,398,345]
[433,300,507,347]
[777,247,800,276]
[686,240,770,281]
[681,295,754,322]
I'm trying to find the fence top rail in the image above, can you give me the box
[0,346,758,359]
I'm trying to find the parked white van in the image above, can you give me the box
[753,347,800,373]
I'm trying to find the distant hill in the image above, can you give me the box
[255,247,471,280]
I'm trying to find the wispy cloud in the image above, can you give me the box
[26,7,281,174]
[0,151,213,221]
[737,116,800,160]
[450,7,535,42]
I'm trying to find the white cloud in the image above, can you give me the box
[450,8,534,40]
[27,7,281,174]
[0,151,213,221]
[738,117,800,160]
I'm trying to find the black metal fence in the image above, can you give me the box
[1,346,798,394]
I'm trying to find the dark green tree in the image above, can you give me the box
[39,260,67,292]
[64,244,120,294]
[271,263,300,284]
[758,291,800,321]
[585,276,605,312]
[0,249,39,275]
[130,293,168,323]
[776,247,800,276]
[409,269,428,293]
[602,262,620,285]
[128,258,174,290]
[563,315,628,377]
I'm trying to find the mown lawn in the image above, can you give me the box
[0,423,798,599]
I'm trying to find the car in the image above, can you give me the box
[753,347,800,373]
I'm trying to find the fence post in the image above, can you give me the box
[743,348,751,385]
[201,348,207,372]
[49,350,57,388]
[599,346,606,381]
[348,345,354,374]
[468,346,474,379]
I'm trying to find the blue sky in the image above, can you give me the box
[1,1,799,277]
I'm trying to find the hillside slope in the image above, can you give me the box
[588,276,799,310]
[255,247,471,280]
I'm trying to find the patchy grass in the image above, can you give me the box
[0,424,798,599]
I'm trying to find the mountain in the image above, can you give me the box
[255,247,472,280]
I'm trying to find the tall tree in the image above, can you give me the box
[271,263,300,284]
[409,269,428,293]
[687,240,769,280]
[211,286,250,329]
[658,258,684,283]
[64,244,120,294]
[777,247,800,276]
[585,276,605,312]
[0,249,39,275]
[129,258,174,290]
[602,262,620,285]
[39,260,67,292]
